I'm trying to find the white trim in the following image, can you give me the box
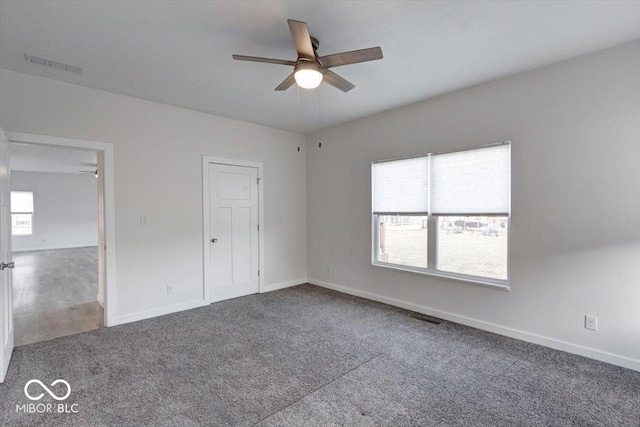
[308,278,640,372]
[114,299,208,326]
[261,278,306,293]
[13,244,98,253]
[115,278,304,325]
[371,262,511,291]
[202,156,265,303]
[96,292,104,309]
[372,140,511,164]
[202,157,211,304]
[6,132,118,326]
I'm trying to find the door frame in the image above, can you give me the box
[5,132,118,327]
[202,156,264,303]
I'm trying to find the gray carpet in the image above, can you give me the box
[0,284,638,426]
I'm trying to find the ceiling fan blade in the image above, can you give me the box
[322,70,355,92]
[287,19,315,59]
[232,55,296,66]
[275,73,296,91]
[319,47,383,68]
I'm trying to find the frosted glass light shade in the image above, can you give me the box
[294,69,323,89]
[294,61,323,89]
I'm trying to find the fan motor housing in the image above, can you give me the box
[294,60,322,74]
[310,36,320,53]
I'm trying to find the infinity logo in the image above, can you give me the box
[24,379,71,401]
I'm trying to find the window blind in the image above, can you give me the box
[430,144,510,215]
[372,156,429,214]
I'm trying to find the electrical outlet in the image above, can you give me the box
[585,315,598,331]
[326,267,331,277]
[140,215,148,226]
[167,285,173,295]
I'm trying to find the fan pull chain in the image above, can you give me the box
[318,86,322,146]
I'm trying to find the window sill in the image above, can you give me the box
[372,262,511,292]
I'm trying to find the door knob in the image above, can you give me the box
[1,261,15,270]
[211,238,218,243]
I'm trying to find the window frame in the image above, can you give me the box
[10,190,34,237]
[371,142,511,291]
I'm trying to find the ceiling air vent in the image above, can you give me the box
[24,53,83,75]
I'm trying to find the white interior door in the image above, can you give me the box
[0,126,14,383]
[209,163,259,302]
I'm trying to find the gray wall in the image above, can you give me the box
[306,41,640,367]
[0,69,307,320]
[11,171,98,252]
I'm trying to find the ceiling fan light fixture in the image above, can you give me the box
[233,19,382,92]
[294,62,323,89]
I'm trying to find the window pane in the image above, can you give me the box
[11,191,34,213]
[436,216,508,280]
[377,215,428,268]
[12,213,33,235]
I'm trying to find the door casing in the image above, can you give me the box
[0,126,14,383]
[202,156,264,303]
[5,132,117,327]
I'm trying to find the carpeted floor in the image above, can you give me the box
[0,284,638,426]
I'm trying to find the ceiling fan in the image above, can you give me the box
[232,19,383,92]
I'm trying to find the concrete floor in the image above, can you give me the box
[12,246,103,346]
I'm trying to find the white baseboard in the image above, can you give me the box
[262,278,306,293]
[113,278,306,327]
[96,293,104,308]
[114,299,208,326]
[308,278,640,372]
[13,244,98,253]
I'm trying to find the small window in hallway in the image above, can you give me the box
[11,191,34,235]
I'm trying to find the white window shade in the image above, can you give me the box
[11,191,34,213]
[430,144,510,215]
[373,156,429,214]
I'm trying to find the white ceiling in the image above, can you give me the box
[10,143,97,175]
[1,1,638,134]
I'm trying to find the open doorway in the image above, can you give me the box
[9,143,103,345]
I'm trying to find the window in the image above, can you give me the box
[11,191,34,236]
[372,143,510,287]
[378,215,429,269]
